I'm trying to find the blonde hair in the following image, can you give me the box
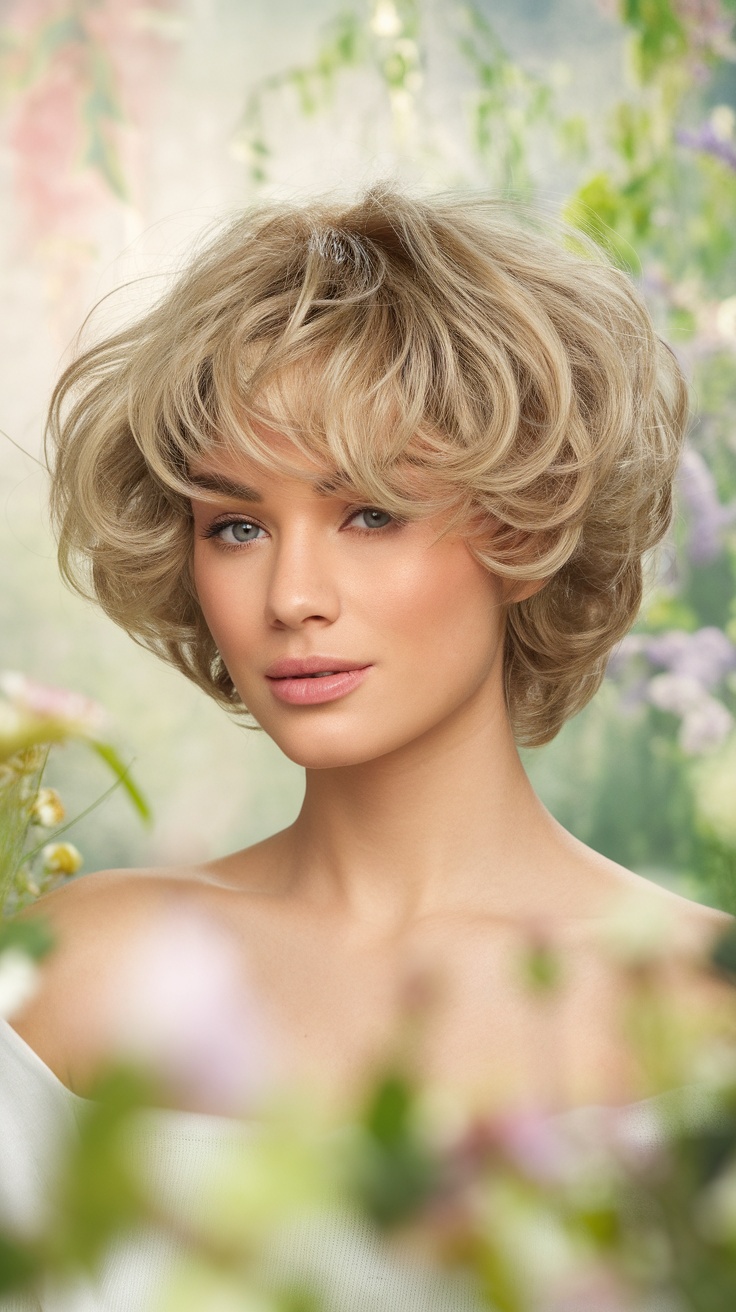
[47,187,687,747]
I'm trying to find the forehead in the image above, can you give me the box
[188,428,347,502]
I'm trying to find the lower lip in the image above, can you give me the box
[266,667,372,705]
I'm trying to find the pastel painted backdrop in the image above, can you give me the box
[1,0,735,905]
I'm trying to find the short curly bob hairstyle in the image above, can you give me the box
[47,187,687,748]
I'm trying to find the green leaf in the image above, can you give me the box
[0,917,55,960]
[365,1073,413,1147]
[82,117,129,201]
[89,743,151,824]
[350,1073,437,1227]
[621,0,688,83]
[0,1232,40,1295]
[710,920,736,981]
[564,174,642,272]
[51,1067,155,1269]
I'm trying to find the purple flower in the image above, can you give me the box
[677,123,736,172]
[678,447,736,565]
[680,695,733,755]
[645,627,736,688]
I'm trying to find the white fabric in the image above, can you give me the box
[0,1018,486,1311]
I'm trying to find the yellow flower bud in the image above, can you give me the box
[41,842,82,877]
[31,787,65,828]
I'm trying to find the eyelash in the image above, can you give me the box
[200,507,403,551]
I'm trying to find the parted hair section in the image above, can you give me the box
[47,187,688,747]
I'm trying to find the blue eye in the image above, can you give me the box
[351,509,393,530]
[217,520,263,544]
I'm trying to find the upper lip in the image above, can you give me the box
[265,656,371,679]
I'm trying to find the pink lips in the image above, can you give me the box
[265,656,372,706]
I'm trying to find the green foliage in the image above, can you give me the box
[48,1068,156,1273]
[231,2,424,185]
[621,0,688,82]
[0,916,54,959]
[351,1072,437,1226]
[0,1233,41,1295]
[457,5,558,196]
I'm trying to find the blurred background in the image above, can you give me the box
[0,0,735,906]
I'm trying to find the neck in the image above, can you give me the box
[282,680,566,933]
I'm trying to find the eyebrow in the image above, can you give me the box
[188,473,263,502]
[189,471,347,502]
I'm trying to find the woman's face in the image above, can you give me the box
[190,437,508,770]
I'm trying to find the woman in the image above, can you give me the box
[1,187,730,1308]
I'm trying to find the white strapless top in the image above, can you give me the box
[0,1018,500,1311]
[0,1016,696,1312]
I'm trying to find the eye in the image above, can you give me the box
[210,519,264,545]
[348,508,394,531]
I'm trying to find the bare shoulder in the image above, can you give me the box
[605,863,732,955]
[9,865,203,1090]
[560,827,732,952]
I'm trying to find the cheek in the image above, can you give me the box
[192,549,253,656]
[372,542,503,669]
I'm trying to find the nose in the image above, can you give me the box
[263,526,341,630]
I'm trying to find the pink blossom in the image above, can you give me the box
[492,1109,577,1184]
[0,671,107,735]
[108,901,277,1116]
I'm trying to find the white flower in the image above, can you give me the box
[716,295,736,341]
[647,672,704,715]
[370,0,402,37]
[31,787,66,828]
[0,949,40,1019]
[710,104,735,142]
[41,842,83,876]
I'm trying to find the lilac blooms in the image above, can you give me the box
[677,122,736,171]
[611,627,736,754]
[678,447,736,565]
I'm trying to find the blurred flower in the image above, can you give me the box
[647,673,733,753]
[679,694,733,754]
[710,103,735,140]
[371,1,402,37]
[0,671,108,763]
[678,447,736,565]
[41,841,82,876]
[645,627,736,688]
[610,627,736,754]
[716,295,736,341]
[490,1110,575,1185]
[30,786,65,828]
[647,671,705,715]
[0,672,107,732]
[109,902,276,1116]
[0,948,40,1019]
[677,121,736,170]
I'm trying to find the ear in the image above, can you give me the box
[502,575,549,605]
[468,513,550,606]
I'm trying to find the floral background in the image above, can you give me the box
[1,0,735,908]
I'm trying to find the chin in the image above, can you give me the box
[271,733,391,771]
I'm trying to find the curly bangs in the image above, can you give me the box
[46,186,688,746]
